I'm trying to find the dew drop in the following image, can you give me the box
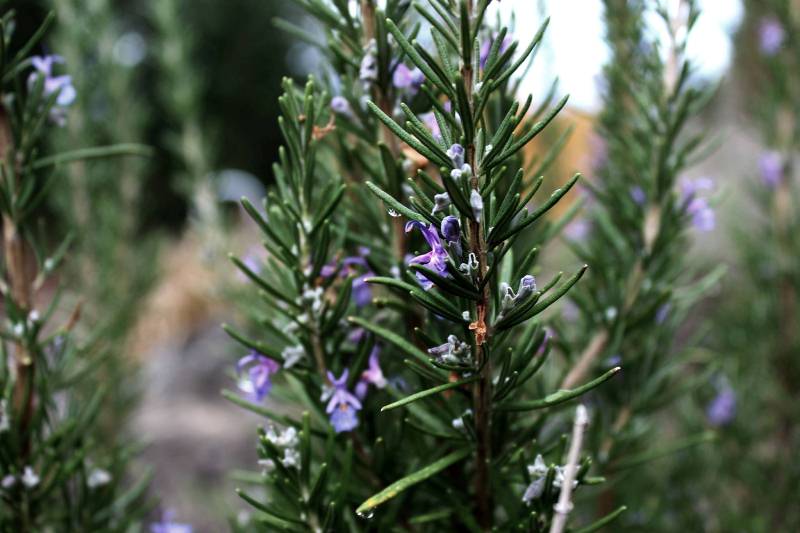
[356,509,375,520]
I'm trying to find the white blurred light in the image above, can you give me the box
[112,32,146,67]
[491,0,743,112]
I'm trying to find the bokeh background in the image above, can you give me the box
[6,0,777,530]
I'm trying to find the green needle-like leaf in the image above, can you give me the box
[496,366,621,412]
[381,375,478,412]
[355,448,471,515]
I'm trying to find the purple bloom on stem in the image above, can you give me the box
[687,197,715,231]
[446,144,465,168]
[405,221,450,290]
[419,112,441,139]
[331,96,350,115]
[432,192,451,214]
[392,63,425,94]
[237,351,280,402]
[151,511,193,533]
[680,177,715,232]
[758,17,785,56]
[28,55,76,126]
[356,346,387,399]
[565,219,590,240]
[440,216,461,243]
[479,34,512,69]
[321,250,374,307]
[759,151,783,188]
[630,186,646,205]
[707,388,736,426]
[325,370,362,433]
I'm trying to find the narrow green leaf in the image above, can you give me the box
[365,181,427,223]
[574,506,628,533]
[493,173,580,243]
[381,375,478,412]
[355,448,470,515]
[367,101,450,167]
[347,316,430,364]
[30,144,152,170]
[497,366,621,412]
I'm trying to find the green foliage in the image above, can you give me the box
[0,9,152,530]
[554,0,723,528]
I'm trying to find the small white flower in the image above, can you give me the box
[266,426,298,448]
[281,345,306,369]
[87,468,112,488]
[21,466,39,489]
[12,323,24,337]
[1,475,15,489]
[258,459,275,474]
[470,190,484,222]
[605,306,618,321]
[281,448,301,469]
[452,417,465,430]
[27,310,40,324]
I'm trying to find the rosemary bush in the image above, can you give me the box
[226,1,626,531]
[672,2,800,531]
[555,0,724,527]
[0,10,150,530]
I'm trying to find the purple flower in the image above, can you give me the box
[392,63,425,94]
[655,303,671,324]
[28,55,76,126]
[440,215,461,243]
[630,186,646,206]
[687,197,715,231]
[237,351,280,402]
[325,370,362,433]
[758,17,785,56]
[331,96,351,115]
[707,388,736,426]
[151,511,193,533]
[405,221,450,290]
[759,151,783,188]
[321,250,374,307]
[680,176,713,199]
[356,346,387,399]
[432,192,451,214]
[419,112,441,139]
[446,144,465,168]
[680,177,715,232]
[480,34,512,69]
[565,219,590,240]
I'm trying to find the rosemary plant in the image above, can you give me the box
[0,10,151,530]
[556,0,722,526]
[228,1,624,531]
[47,0,156,433]
[672,2,800,531]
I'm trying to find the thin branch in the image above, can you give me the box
[550,404,590,533]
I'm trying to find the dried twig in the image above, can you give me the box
[550,404,590,533]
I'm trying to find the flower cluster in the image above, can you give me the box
[27,55,76,126]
